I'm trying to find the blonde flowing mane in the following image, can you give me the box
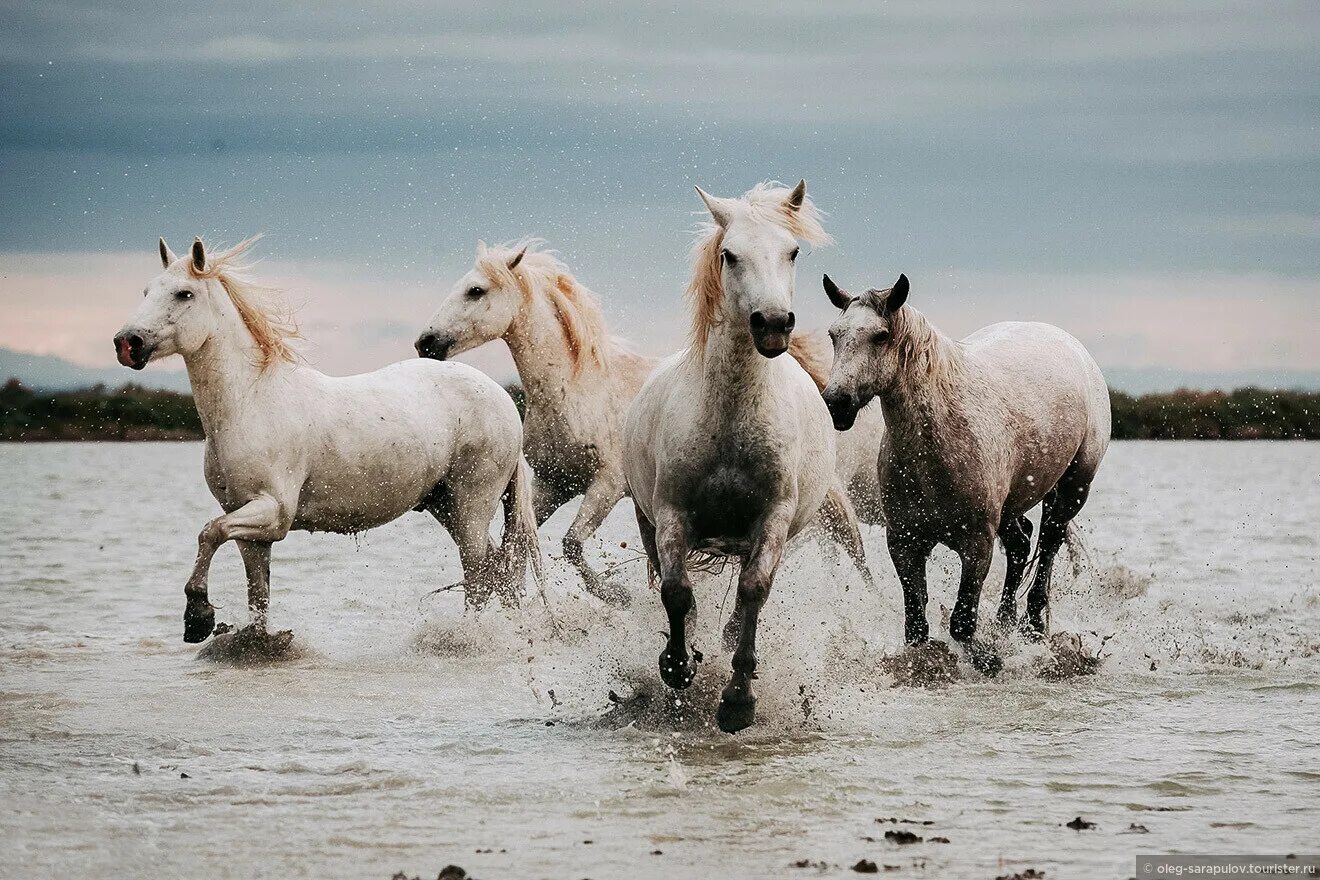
[183,235,300,370]
[477,240,609,375]
[687,182,833,352]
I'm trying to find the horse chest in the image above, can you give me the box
[684,433,783,542]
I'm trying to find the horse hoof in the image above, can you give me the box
[1019,620,1047,643]
[716,693,756,733]
[183,605,216,643]
[658,649,694,690]
[966,640,1003,676]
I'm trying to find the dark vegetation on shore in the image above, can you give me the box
[2,378,1316,441]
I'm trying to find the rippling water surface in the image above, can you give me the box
[1,441,1316,879]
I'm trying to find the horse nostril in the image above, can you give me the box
[415,333,436,356]
[785,312,796,331]
[127,333,144,351]
[749,311,766,330]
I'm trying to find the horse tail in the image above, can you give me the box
[787,330,833,392]
[498,455,545,606]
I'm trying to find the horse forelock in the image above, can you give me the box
[479,241,610,375]
[184,235,300,370]
[686,182,833,354]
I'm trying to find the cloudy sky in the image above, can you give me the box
[2,0,1317,384]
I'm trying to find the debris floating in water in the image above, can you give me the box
[1065,816,1096,830]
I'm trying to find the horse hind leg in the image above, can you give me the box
[428,483,503,611]
[1024,462,1095,639]
[818,480,874,589]
[996,515,1034,627]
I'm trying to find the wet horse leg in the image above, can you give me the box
[887,529,935,645]
[818,480,874,589]
[951,527,1000,675]
[236,540,293,651]
[717,508,790,734]
[654,507,696,690]
[431,486,503,610]
[182,494,287,643]
[996,515,1034,626]
[562,469,629,606]
[1025,466,1093,639]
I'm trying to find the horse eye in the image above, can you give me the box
[871,330,890,345]
[789,247,800,262]
[174,290,194,301]
[721,249,738,266]
[467,286,485,298]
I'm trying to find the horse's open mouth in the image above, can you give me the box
[114,334,153,370]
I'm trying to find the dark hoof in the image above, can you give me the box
[965,639,1003,676]
[658,648,694,690]
[716,692,756,733]
[183,603,216,643]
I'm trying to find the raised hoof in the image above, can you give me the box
[658,649,694,690]
[183,604,216,643]
[716,692,756,733]
[965,639,1003,676]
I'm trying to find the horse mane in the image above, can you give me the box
[183,235,300,371]
[686,181,833,352]
[477,240,609,376]
[786,331,832,392]
[861,287,966,397]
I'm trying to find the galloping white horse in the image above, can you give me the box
[624,181,870,733]
[416,241,655,603]
[113,236,539,650]
[821,273,1110,673]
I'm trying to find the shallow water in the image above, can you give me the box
[1,441,1316,879]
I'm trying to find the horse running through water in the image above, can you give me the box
[113,236,540,651]
[416,241,655,604]
[624,181,871,733]
[820,273,1110,673]
[416,240,877,603]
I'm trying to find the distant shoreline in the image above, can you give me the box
[2,379,1316,442]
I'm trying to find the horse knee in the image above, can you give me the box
[660,574,693,616]
[736,576,770,610]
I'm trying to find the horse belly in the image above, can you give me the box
[687,459,778,551]
[295,453,441,533]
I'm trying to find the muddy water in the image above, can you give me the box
[0,441,1316,879]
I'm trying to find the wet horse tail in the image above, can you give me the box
[495,455,547,611]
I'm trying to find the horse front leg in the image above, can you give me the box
[718,508,791,734]
[562,469,629,606]
[952,527,1001,676]
[887,528,935,645]
[183,493,288,643]
[654,508,696,690]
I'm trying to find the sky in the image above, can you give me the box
[1,0,1318,386]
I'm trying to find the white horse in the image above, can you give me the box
[416,241,655,604]
[821,273,1110,674]
[624,181,870,733]
[113,236,540,651]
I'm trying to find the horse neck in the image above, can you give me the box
[502,284,582,407]
[876,310,968,451]
[182,318,286,437]
[695,314,778,411]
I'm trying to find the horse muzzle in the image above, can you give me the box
[822,388,860,431]
[749,310,794,358]
[415,331,454,361]
[113,330,153,370]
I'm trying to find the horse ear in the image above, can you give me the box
[476,239,488,257]
[507,245,527,270]
[885,274,910,313]
[823,273,853,310]
[190,238,206,273]
[785,179,807,212]
[695,186,734,228]
[159,237,176,268]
